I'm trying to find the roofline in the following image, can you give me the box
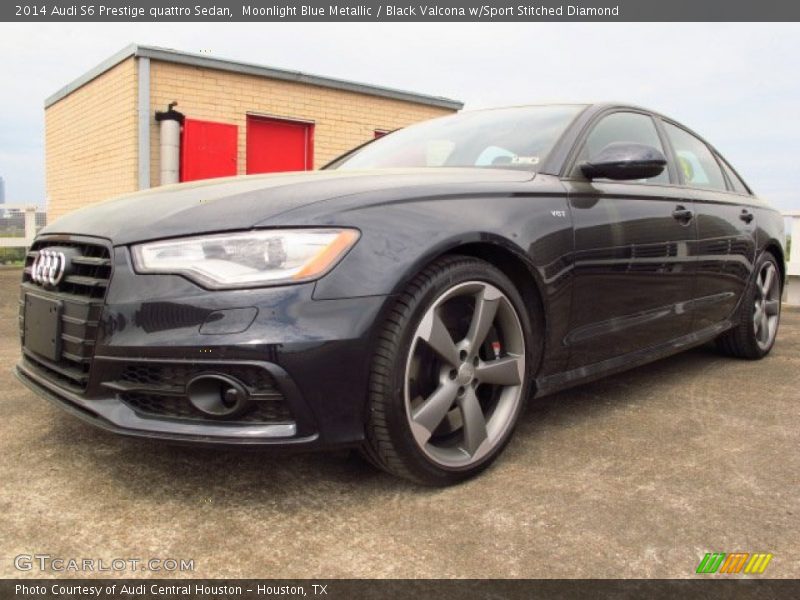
[44,44,464,110]
[45,43,138,108]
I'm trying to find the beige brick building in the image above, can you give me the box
[45,45,462,220]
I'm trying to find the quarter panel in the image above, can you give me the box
[753,204,787,268]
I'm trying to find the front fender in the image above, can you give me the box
[307,192,572,301]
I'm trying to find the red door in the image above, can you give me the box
[246,116,314,174]
[180,119,238,182]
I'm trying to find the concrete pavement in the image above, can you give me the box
[1,268,798,578]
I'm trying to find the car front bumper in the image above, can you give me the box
[18,237,390,449]
[15,361,307,445]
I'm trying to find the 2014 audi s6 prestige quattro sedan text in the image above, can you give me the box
[17,104,785,485]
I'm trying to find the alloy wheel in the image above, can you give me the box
[404,281,526,468]
[753,261,780,350]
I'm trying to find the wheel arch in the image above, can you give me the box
[762,240,786,288]
[388,237,549,378]
[444,242,545,322]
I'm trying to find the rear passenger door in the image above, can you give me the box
[660,120,757,331]
[563,110,698,368]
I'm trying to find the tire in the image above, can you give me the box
[362,255,538,485]
[715,251,782,359]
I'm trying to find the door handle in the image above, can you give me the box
[672,206,694,224]
[740,209,754,224]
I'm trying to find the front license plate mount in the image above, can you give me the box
[24,294,63,362]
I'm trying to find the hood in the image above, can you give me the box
[42,168,534,245]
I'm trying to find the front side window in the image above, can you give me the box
[662,122,727,191]
[327,105,585,171]
[576,112,670,184]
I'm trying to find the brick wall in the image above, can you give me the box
[149,61,454,186]
[45,58,138,221]
[45,56,456,221]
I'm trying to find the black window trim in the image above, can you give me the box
[715,151,754,197]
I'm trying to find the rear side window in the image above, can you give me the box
[577,112,669,184]
[663,122,726,191]
[717,156,750,195]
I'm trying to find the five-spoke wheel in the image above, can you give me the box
[716,251,782,359]
[405,281,525,468]
[363,255,536,485]
[753,261,781,351]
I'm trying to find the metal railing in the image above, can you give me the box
[783,211,799,307]
[0,205,39,249]
[785,211,800,277]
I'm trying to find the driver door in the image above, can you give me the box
[562,110,699,368]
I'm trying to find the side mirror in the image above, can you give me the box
[580,142,667,181]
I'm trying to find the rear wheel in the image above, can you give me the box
[362,256,536,485]
[716,252,782,359]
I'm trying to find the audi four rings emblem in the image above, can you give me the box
[31,249,68,286]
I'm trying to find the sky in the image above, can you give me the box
[0,22,798,212]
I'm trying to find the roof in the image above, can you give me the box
[44,44,464,110]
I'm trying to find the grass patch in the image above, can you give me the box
[0,247,26,266]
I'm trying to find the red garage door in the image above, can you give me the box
[246,116,314,174]
[180,118,238,182]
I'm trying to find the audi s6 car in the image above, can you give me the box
[17,103,785,485]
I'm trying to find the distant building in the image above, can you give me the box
[44,44,462,220]
[0,207,46,233]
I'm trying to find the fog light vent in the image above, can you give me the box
[186,374,252,419]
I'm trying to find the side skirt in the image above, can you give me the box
[534,320,732,398]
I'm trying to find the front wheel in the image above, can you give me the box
[716,252,782,359]
[362,255,537,485]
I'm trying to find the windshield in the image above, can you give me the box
[327,105,585,171]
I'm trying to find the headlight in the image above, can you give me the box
[131,228,360,289]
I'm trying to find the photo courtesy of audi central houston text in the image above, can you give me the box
[16,100,786,486]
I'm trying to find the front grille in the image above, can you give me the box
[23,240,111,299]
[20,238,112,391]
[108,363,292,424]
